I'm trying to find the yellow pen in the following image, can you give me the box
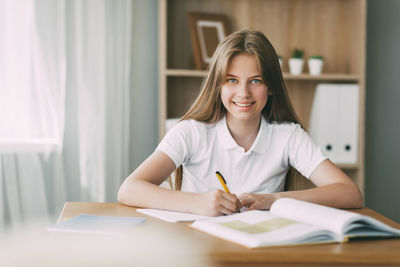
[216,171,241,213]
[216,171,231,194]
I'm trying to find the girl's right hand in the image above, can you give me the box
[195,190,242,216]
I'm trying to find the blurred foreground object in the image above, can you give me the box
[0,221,209,267]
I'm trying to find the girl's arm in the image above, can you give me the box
[118,150,241,216]
[239,159,363,210]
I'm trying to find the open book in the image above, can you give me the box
[190,198,400,248]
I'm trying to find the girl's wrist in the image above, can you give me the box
[189,192,204,215]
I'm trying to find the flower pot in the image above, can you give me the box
[288,58,304,75]
[308,58,324,76]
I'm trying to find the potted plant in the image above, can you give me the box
[288,48,304,75]
[308,55,324,76]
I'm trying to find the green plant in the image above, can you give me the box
[291,48,304,59]
[309,54,324,60]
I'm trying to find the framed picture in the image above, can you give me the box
[188,12,230,70]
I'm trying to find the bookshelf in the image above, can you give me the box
[158,0,366,192]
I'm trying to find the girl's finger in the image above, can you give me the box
[232,194,242,211]
[239,196,255,207]
[220,196,241,213]
[218,204,235,215]
[220,191,236,201]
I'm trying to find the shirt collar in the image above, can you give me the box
[216,116,271,154]
[216,116,238,150]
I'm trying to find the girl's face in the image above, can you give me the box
[220,53,271,126]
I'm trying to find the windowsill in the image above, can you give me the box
[0,138,59,154]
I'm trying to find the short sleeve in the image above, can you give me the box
[156,120,195,168]
[286,125,327,178]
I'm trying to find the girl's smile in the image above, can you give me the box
[234,101,254,107]
[232,101,257,115]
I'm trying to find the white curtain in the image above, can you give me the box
[0,0,66,230]
[0,0,66,154]
[67,0,133,202]
[0,0,140,231]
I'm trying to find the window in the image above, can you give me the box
[0,0,65,154]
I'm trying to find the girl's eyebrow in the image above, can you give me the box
[226,73,262,79]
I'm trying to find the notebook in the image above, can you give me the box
[48,214,146,235]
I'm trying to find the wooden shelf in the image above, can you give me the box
[165,69,360,82]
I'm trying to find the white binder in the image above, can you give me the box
[309,84,359,164]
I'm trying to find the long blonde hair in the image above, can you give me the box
[172,29,299,190]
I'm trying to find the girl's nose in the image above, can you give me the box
[237,82,251,97]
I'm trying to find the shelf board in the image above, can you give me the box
[283,73,360,81]
[165,69,207,77]
[165,69,360,81]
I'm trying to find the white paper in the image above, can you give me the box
[136,209,213,223]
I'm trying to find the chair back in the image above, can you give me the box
[284,167,315,191]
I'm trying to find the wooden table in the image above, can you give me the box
[58,202,400,267]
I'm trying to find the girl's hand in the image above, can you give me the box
[195,190,242,216]
[239,193,280,211]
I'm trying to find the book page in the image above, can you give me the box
[219,217,297,234]
[343,215,400,237]
[270,198,362,236]
[191,210,337,248]
[136,209,213,222]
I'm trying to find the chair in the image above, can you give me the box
[284,167,315,191]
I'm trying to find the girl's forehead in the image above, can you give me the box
[226,53,261,74]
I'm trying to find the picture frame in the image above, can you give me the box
[188,12,230,70]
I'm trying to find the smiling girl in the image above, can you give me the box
[118,29,362,216]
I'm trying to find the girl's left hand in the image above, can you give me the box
[238,193,280,211]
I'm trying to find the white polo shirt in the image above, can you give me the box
[156,116,326,195]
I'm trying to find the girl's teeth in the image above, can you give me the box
[236,102,251,107]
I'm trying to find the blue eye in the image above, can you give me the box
[227,78,238,83]
[251,79,262,84]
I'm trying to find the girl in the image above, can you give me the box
[118,29,362,216]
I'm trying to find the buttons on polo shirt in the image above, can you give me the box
[236,159,243,169]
